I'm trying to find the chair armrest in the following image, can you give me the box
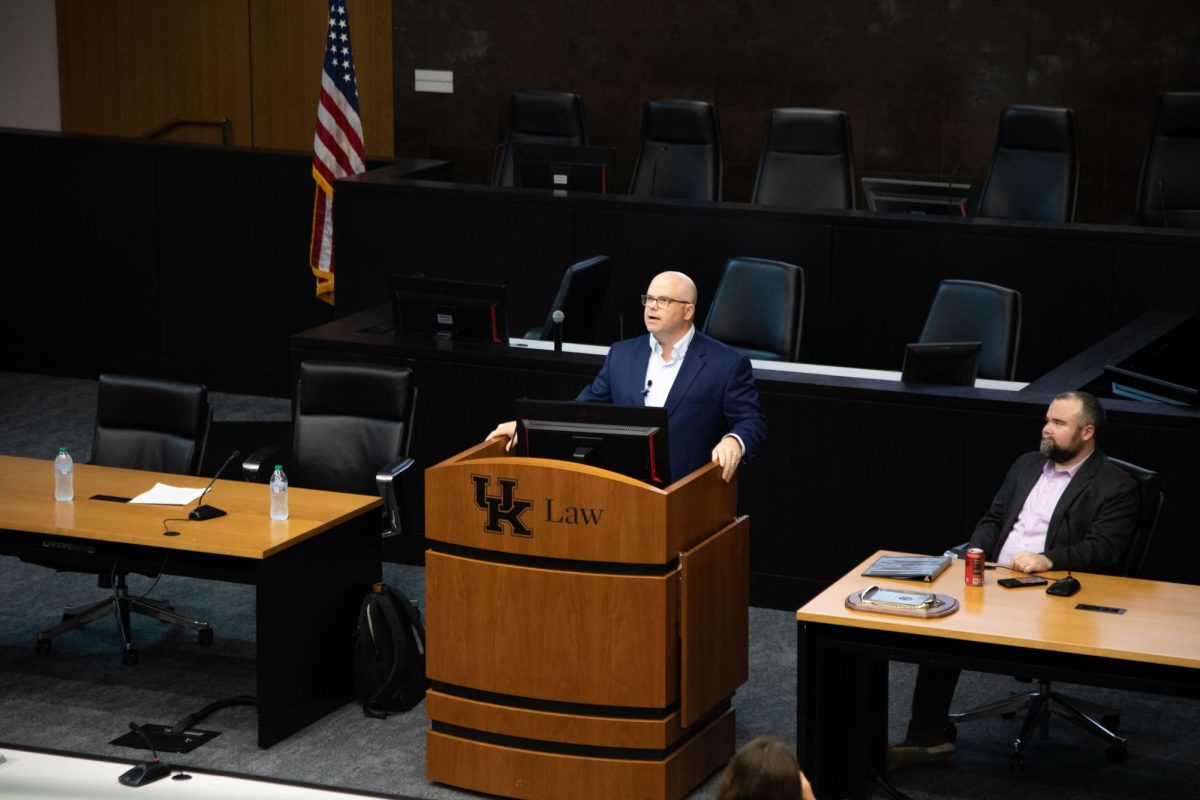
[377,456,416,538]
[242,447,282,483]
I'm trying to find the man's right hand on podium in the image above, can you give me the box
[485,420,518,452]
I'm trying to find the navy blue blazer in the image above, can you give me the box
[575,331,767,481]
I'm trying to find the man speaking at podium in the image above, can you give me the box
[890,391,1139,769]
[488,270,766,482]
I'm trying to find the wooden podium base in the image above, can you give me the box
[426,708,734,800]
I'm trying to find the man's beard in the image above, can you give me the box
[1040,434,1082,463]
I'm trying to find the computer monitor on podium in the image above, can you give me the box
[515,399,671,486]
[390,275,509,345]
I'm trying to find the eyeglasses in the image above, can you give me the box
[640,295,693,309]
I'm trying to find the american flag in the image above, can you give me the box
[309,0,366,303]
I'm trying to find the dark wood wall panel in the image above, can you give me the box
[57,0,254,146]
[391,0,1200,222]
[249,0,394,155]
[55,0,394,155]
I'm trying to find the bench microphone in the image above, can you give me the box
[1159,179,1170,229]
[1047,508,1081,596]
[118,722,172,786]
[552,309,564,353]
[189,450,241,521]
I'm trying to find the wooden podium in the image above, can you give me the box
[424,440,749,800]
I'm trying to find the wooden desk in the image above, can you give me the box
[796,551,1200,798]
[0,456,382,748]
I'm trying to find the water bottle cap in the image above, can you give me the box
[274,465,283,470]
[59,447,67,453]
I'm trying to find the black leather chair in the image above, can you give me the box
[1134,92,1200,228]
[523,255,612,343]
[243,361,416,538]
[492,90,587,188]
[918,279,1022,381]
[702,257,804,362]
[947,457,1163,766]
[33,374,213,664]
[629,99,722,201]
[977,105,1078,222]
[752,108,856,210]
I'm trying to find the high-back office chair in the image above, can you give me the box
[243,361,416,538]
[918,279,1022,381]
[977,105,1078,223]
[629,99,722,201]
[947,457,1163,766]
[752,108,856,210]
[523,255,612,343]
[32,374,214,665]
[492,90,588,188]
[1134,92,1200,228]
[703,257,805,361]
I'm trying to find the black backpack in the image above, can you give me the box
[354,582,428,718]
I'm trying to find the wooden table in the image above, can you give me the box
[796,550,1200,798]
[0,456,382,747]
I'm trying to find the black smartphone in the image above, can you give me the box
[998,576,1048,588]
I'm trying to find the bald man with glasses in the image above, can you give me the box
[489,270,766,482]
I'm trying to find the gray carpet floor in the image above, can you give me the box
[1,370,1198,799]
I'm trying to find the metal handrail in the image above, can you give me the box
[146,118,232,145]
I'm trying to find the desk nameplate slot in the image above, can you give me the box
[1076,603,1126,615]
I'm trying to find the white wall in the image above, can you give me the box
[0,0,60,131]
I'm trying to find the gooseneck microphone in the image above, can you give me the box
[1159,179,1170,229]
[945,164,964,218]
[551,309,564,353]
[649,145,669,197]
[1047,508,1080,596]
[118,722,172,786]
[189,450,242,521]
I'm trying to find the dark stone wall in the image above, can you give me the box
[391,0,1200,223]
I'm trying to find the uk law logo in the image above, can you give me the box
[471,475,533,537]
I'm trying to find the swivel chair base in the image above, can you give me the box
[948,679,1127,767]
[35,574,212,665]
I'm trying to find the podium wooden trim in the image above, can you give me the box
[424,441,749,800]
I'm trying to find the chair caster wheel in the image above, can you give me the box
[122,649,139,666]
[1100,715,1120,731]
[35,638,51,655]
[944,722,958,743]
[1106,744,1128,764]
[198,628,214,645]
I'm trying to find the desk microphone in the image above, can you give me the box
[551,309,564,353]
[1159,179,1170,229]
[118,722,172,787]
[944,164,964,218]
[189,450,241,521]
[617,311,625,341]
[1047,508,1081,596]
[648,145,669,197]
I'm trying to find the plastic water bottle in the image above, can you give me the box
[54,447,74,501]
[269,465,288,520]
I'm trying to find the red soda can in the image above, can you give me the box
[965,548,985,586]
